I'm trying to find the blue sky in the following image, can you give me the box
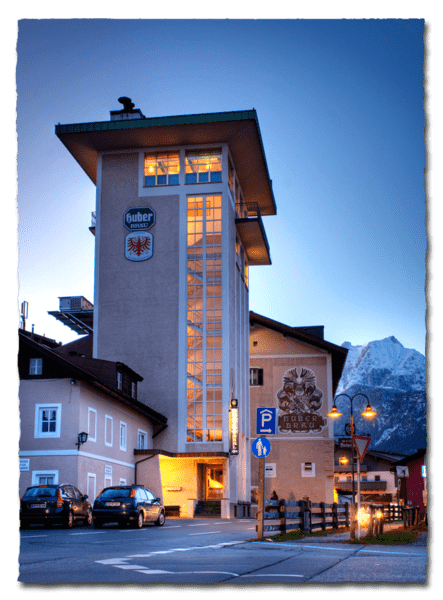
[15,18,427,354]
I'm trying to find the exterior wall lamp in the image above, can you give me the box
[76,431,88,450]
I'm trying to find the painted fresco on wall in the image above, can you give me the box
[276,367,327,433]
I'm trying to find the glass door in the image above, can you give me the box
[205,466,223,499]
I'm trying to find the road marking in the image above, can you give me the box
[127,540,246,558]
[188,523,208,527]
[239,574,304,578]
[20,534,48,538]
[253,541,427,556]
[189,531,222,536]
[69,531,107,535]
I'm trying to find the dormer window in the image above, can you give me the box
[117,371,122,390]
[29,358,43,376]
[131,381,137,399]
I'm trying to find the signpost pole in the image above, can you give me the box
[257,455,265,539]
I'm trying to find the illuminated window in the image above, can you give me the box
[186,195,223,443]
[185,149,222,184]
[144,152,180,186]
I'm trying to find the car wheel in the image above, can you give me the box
[133,511,143,529]
[84,508,93,526]
[93,519,103,529]
[155,511,165,526]
[65,510,74,529]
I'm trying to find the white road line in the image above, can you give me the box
[20,534,48,538]
[69,531,107,535]
[239,574,304,578]
[189,531,222,536]
[188,523,208,527]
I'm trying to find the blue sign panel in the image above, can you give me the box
[256,407,278,435]
[251,437,271,458]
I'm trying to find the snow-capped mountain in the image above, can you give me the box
[334,336,427,455]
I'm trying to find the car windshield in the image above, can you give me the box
[99,488,132,499]
[24,487,58,498]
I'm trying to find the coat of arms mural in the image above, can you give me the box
[276,367,327,433]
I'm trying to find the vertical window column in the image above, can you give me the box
[186,195,223,443]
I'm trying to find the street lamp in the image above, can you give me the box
[327,393,376,503]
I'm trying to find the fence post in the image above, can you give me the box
[279,499,286,534]
[301,499,311,533]
[344,502,350,528]
[332,503,338,529]
[320,502,326,531]
[368,505,374,537]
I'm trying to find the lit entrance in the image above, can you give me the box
[205,466,223,499]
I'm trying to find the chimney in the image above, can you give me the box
[110,96,145,121]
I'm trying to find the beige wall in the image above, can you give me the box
[95,152,180,451]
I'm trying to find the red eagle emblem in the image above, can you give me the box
[127,235,151,257]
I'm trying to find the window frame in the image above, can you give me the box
[34,403,62,438]
[117,371,122,391]
[138,429,148,450]
[32,470,59,485]
[88,407,97,442]
[29,358,43,376]
[185,149,222,185]
[120,421,127,452]
[144,151,180,187]
[105,415,113,447]
[250,368,263,387]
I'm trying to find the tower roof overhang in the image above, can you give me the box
[56,109,277,216]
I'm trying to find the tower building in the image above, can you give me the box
[55,99,276,516]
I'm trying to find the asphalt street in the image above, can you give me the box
[18,518,428,584]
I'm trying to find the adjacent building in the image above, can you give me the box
[19,330,167,501]
[248,312,348,506]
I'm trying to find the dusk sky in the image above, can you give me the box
[15,18,427,355]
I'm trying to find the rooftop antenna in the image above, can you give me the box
[20,301,28,330]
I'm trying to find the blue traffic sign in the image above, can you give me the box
[251,437,271,458]
[256,407,278,435]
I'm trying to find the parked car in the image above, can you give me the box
[92,485,165,528]
[20,484,92,529]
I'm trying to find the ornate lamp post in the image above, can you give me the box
[328,393,376,530]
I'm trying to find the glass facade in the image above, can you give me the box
[186,195,223,442]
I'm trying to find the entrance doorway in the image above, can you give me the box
[198,464,223,500]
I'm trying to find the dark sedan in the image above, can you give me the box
[92,485,165,528]
[20,484,92,529]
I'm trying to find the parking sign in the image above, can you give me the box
[256,408,278,435]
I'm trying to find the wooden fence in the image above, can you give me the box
[260,499,350,536]
[259,500,423,537]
